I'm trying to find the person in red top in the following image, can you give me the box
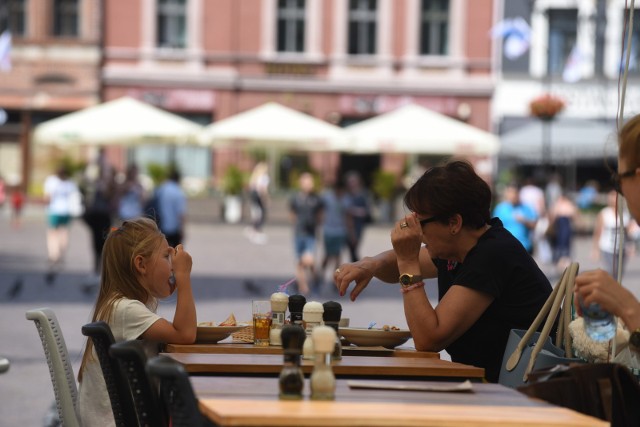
[10,186,24,228]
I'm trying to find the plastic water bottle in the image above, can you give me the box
[580,299,616,342]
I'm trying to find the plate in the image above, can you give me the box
[340,327,412,349]
[196,326,247,343]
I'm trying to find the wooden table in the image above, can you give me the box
[193,377,607,427]
[163,353,484,380]
[165,342,439,358]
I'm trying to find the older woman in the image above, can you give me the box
[334,160,553,382]
[575,114,640,348]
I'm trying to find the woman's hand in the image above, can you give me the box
[391,215,423,265]
[574,269,640,328]
[334,260,375,302]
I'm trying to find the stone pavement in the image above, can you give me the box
[0,204,639,426]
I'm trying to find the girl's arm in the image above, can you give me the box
[143,245,197,344]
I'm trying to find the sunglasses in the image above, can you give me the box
[612,170,636,194]
[419,215,442,226]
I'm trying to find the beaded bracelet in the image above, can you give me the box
[400,281,425,294]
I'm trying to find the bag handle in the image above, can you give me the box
[505,262,578,381]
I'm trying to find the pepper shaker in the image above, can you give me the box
[278,324,306,400]
[322,301,343,360]
[288,294,306,326]
[310,325,337,400]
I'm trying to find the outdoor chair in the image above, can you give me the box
[81,321,139,427]
[25,307,80,427]
[109,340,168,427]
[147,355,216,427]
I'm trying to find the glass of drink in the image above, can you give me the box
[252,300,272,346]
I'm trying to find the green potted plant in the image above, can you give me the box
[372,170,397,223]
[221,166,246,223]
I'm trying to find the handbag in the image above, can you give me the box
[498,263,584,387]
[518,363,640,427]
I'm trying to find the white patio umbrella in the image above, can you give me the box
[346,104,499,156]
[198,102,351,151]
[33,97,203,146]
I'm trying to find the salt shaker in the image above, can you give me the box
[302,301,324,360]
[278,324,306,400]
[288,294,307,326]
[270,292,289,346]
[322,301,343,360]
[310,325,337,400]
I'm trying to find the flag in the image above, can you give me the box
[562,45,583,83]
[0,30,11,72]
[490,17,531,60]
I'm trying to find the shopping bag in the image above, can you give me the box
[498,329,582,388]
[499,263,583,387]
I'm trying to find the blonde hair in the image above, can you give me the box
[78,217,165,381]
[619,114,640,169]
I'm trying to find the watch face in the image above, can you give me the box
[399,274,411,286]
[631,331,640,348]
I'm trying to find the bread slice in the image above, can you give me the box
[219,313,237,326]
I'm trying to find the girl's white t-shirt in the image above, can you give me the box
[77,298,161,427]
[598,206,631,254]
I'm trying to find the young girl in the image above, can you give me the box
[77,217,196,427]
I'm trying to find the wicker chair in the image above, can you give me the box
[25,308,80,427]
[146,355,216,427]
[81,321,139,427]
[109,340,168,427]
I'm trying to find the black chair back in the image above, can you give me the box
[81,321,139,427]
[147,355,215,427]
[109,340,168,427]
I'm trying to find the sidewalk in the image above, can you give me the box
[0,205,637,426]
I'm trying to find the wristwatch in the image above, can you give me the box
[399,273,423,287]
[629,328,640,350]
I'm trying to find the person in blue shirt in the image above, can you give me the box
[493,184,538,254]
[157,169,187,247]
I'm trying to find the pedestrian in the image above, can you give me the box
[344,171,372,262]
[116,164,145,221]
[289,172,324,295]
[319,178,352,294]
[334,160,553,383]
[10,185,24,229]
[547,191,579,272]
[76,217,196,427]
[43,165,79,284]
[157,169,187,248]
[245,161,270,244]
[81,150,116,283]
[0,173,6,213]
[519,175,552,263]
[493,183,538,254]
[590,189,638,279]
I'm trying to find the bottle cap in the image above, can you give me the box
[312,326,337,353]
[270,292,289,312]
[322,301,342,322]
[288,294,307,313]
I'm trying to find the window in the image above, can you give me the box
[623,8,640,75]
[276,0,305,53]
[5,0,26,36]
[53,0,79,37]
[348,0,377,55]
[547,9,577,76]
[157,0,186,49]
[420,0,449,55]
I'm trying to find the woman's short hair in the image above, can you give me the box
[403,160,491,229]
[619,114,640,169]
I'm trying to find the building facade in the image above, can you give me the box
[0,0,497,194]
[0,0,102,193]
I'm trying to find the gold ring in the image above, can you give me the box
[400,222,408,229]
[335,268,341,274]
